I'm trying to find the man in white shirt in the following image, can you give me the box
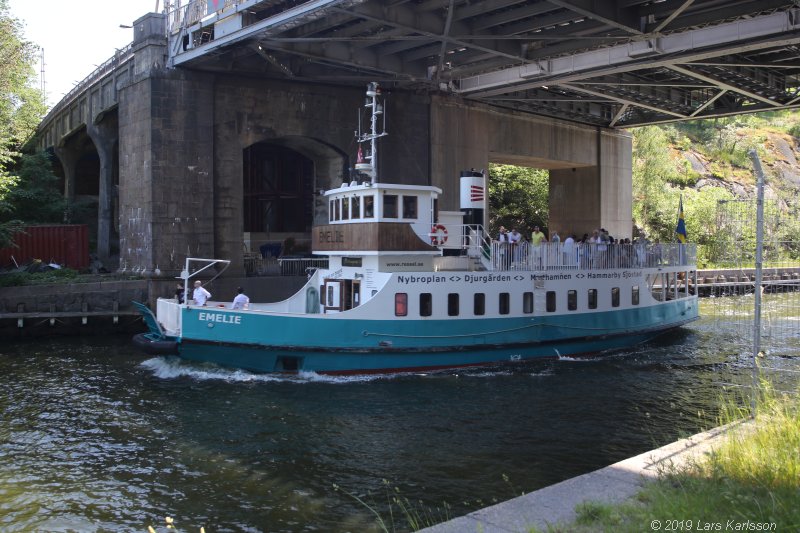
[508,228,522,265]
[232,287,250,310]
[563,234,575,267]
[193,280,211,306]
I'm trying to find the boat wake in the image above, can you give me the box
[140,356,402,384]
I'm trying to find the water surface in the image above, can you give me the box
[1,297,798,532]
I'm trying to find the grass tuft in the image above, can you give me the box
[564,379,800,532]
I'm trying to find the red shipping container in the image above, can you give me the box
[0,225,90,270]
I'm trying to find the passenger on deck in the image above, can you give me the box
[193,281,211,306]
[530,226,546,268]
[563,234,575,267]
[497,226,509,269]
[232,287,250,310]
[175,283,185,304]
[508,228,522,265]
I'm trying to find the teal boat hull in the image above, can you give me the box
[173,299,698,374]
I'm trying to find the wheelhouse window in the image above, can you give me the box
[383,194,398,218]
[632,285,640,306]
[523,292,533,314]
[402,196,418,219]
[394,293,408,316]
[588,289,597,309]
[341,197,350,220]
[334,199,340,221]
[499,292,510,315]
[474,293,485,316]
[364,195,375,218]
[611,287,620,307]
[420,293,432,317]
[447,293,459,316]
[546,291,556,312]
[351,196,361,219]
[567,290,577,311]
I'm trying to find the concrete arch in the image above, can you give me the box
[245,135,347,228]
[216,134,348,274]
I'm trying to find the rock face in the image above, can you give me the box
[678,130,800,200]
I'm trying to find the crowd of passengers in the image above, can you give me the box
[493,226,670,269]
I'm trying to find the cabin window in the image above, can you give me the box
[632,285,640,306]
[384,194,398,218]
[447,293,459,316]
[395,293,408,316]
[611,287,620,307]
[341,197,350,220]
[334,199,341,221]
[546,291,556,312]
[351,196,361,219]
[320,285,326,306]
[523,292,533,314]
[328,200,334,222]
[474,293,485,316]
[364,195,375,218]
[567,290,577,311]
[588,289,597,309]
[402,196,418,219]
[420,293,432,317]
[499,292,510,315]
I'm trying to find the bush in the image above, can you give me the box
[0,267,80,287]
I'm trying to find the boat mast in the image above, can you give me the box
[355,82,387,184]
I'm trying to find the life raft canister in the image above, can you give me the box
[431,224,448,246]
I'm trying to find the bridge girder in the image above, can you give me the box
[163,0,800,127]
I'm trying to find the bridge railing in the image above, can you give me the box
[166,0,239,35]
[40,44,133,128]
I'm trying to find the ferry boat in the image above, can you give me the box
[133,83,699,374]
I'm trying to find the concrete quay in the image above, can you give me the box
[420,422,746,533]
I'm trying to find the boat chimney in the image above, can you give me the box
[459,169,486,226]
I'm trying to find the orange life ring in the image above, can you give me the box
[431,224,448,245]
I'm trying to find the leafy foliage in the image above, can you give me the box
[2,151,66,223]
[0,0,47,247]
[488,163,549,239]
[632,126,681,241]
[0,267,79,287]
[632,114,800,266]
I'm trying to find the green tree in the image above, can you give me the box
[0,0,47,247]
[632,125,680,241]
[4,151,66,223]
[488,163,549,239]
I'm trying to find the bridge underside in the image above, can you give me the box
[169,0,800,128]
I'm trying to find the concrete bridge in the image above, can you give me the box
[34,1,800,277]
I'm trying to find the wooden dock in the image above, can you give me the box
[0,302,142,329]
[692,267,800,296]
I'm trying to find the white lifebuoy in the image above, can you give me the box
[431,224,448,246]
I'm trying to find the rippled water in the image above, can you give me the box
[1,297,798,532]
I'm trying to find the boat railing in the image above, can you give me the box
[279,257,330,277]
[488,241,696,271]
[244,255,329,277]
[431,224,493,269]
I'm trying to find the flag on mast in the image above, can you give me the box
[675,195,687,243]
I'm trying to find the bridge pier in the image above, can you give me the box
[53,145,79,202]
[86,121,118,262]
[430,96,632,240]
